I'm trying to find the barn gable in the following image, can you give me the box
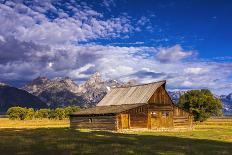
[97,80,166,106]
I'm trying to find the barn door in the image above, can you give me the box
[150,111,159,129]
[160,111,172,128]
[121,114,129,129]
[150,111,173,129]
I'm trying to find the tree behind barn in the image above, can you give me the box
[178,89,222,121]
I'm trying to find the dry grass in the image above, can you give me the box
[0,118,69,128]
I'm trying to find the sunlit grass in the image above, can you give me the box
[0,118,69,128]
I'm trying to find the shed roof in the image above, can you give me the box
[97,80,166,106]
[70,103,146,116]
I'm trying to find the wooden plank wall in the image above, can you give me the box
[148,86,174,129]
[147,85,192,129]
[119,105,148,129]
[173,106,192,129]
[148,86,173,105]
[70,115,117,130]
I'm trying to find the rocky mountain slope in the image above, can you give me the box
[23,73,124,108]
[220,93,232,115]
[0,84,47,112]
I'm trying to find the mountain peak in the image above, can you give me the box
[0,82,7,86]
[86,72,103,85]
[31,76,50,85]
[226,93,232,101]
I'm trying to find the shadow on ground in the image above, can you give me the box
[0,128,231,155]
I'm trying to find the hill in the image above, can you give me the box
[0,83,47,112]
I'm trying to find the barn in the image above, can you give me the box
[70,80,193,131]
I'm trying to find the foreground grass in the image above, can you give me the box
[0,119,231,155]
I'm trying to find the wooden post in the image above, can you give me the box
[147,111,151,129]
[128,114,130,129]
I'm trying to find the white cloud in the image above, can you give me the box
[156,44,193,62]
[0,2,134,45]
[0,35,5,42]
[184,67,208,74]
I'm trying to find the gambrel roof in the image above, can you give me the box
[97,80,166,106]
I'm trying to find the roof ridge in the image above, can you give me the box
[111,80,166,89]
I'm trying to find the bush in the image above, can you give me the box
[178,89,223,121]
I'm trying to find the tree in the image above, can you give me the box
[64,106,80,118]
[178,89,222,121]
[48,109,56,119]
[25,108,35,120]
[36,109,50,119]
[7,107,28,120]
[54,108,65,120]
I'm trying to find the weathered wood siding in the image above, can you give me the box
[147,86,193,129]
[173,106,192,129]
[148,86,174,129]
[70,115,117,130]
[148,86,173,105]
[128,105,148,128]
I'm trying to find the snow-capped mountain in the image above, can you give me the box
[220,93,232,115]
[23,73,125,107]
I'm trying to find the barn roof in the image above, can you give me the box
[70,103,146,116]
[97,80,166,106]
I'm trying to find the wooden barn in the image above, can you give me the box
[70,80,193,131]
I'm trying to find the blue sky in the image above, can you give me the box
[77,0,232,59]
[0,0,231,94]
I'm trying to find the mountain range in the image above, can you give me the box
[0,73,231,115]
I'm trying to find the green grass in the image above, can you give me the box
[0,119,231,155]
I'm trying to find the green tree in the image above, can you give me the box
[178,89,223,121]
[48,109,56,119]
[36,109,50,119]
[64,106,80,118]
[25,108,35,120]
[7,107,28,120]
[54,108,65,120]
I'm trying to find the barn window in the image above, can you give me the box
[151,112,157,116]
[89,118,93,123]
[162,112,169,117]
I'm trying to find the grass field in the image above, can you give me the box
[0,118,231,155]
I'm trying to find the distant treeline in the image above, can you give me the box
[6,106,80,120]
